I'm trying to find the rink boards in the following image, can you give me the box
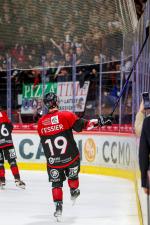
[5,131,145,225]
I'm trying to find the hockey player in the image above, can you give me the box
[37,92,113,219]
[0,109,25,189]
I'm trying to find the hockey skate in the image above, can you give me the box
[15,179,26,189]
[54,201,63,222]
[70,188,80,205]
[0,180,5,190]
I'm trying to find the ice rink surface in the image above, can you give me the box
[0,170,139,225]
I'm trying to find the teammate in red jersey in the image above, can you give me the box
[37,92,113,218]
[0,110,25,189]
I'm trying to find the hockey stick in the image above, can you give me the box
[110,22,150,116]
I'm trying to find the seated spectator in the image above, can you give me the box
[76,68,89,88]
[76,46,87,65]
[102,84,120,110]
[32,70,41,90]
[64,53,72,66]
[56,67,70,82]
[63,41,72,54]
[88,68,99,82]
[12,107,22,123]
[93,55,100,64]
[26,54,38,69]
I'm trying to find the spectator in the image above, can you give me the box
[32,70,41,90]
[134,98,150,194]
[63,41,72,54]
[56,67,70,82]
[64,53,72,66]
[93,55,100,64]
[76,46,87,65]
[102,84,120,110]
[134,100,145,136]
[0,0,126,70]
[139,111,150,194]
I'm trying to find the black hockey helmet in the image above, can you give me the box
[43,92,58,110]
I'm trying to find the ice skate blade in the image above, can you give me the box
[0,182,5,190]
[71,194,80,205]
[0,185,5,190]
[70,189,80,205]
[16,184,26,189]
[54,212,62,222]
[71,198,76,206]
[56,216,62,222]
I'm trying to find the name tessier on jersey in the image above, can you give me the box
[38,110,87,168]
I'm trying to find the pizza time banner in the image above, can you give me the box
[21,81,90,114]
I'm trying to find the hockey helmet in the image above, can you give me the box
[43,92,58,110]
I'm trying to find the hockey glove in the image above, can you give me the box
[98,115,113,127]
[86,119,99,130]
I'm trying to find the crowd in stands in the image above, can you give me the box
[0,0,123,70]
[0,58,133,124]
[0,0,146,71]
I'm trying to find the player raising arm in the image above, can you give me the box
[0,109,25,189]
[37,92,113,220]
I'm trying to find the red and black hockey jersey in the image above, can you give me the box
[0,111,14,149]
[37,110,88,168]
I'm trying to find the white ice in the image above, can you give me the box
[0,170,139,225]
